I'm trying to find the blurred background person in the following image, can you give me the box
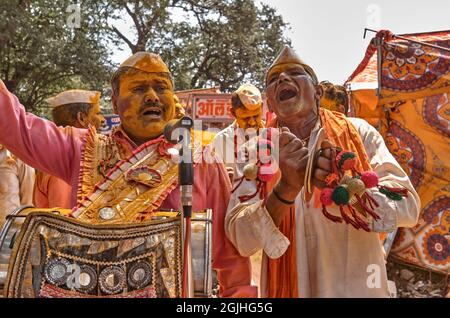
[0,144,34,227]
[319,80,349,115]
[33,90,105,208]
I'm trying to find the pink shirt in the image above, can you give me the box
[0,80,256,298]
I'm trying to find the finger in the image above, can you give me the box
[291,147,309,159]
[320,147,332,159]
[296,152,310,170]
[319,139,334,158]
[316,156,332,172]
[279,131,297,147]
[311,178,328,190]
[313,167,330,183]
[281,127,291,133]
[320,139,334,149]
[284,138,305,152]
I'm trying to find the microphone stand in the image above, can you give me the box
[180,137,194,298]
[166,116,194,298]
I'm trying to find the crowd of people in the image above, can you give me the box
[0,46,420,298]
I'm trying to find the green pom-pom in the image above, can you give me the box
[337,151,357,170]
[332,185,350,205]
[379,187,403,201]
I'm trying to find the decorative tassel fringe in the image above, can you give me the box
[321,205,343,223]
[239,182,264,202]
[378,185,408,201]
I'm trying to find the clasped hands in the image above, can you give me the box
[275,127,333,201]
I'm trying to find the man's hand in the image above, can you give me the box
[276,127,309,200]
[312,139,334,190]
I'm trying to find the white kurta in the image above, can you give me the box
[225,118,420,298]
[0,146,35,227]
[211,122,260,168]
[212,122,263,288]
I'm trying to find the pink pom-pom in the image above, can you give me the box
[320,187,334,206]
[257,163,276,182]
[361,171,379,188]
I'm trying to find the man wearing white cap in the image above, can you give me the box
[212,83,264,173]
[46,89,105,130]
[0,52,255,298]
[211,83,265,290]
[33,90,105,209]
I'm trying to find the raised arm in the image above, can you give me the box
[0,80,84,183]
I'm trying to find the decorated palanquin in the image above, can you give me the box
[346,30,450,274]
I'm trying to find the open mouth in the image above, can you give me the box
[141,107,163,119]
[278,88,297,102]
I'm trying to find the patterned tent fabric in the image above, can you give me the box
[347,30,449,274]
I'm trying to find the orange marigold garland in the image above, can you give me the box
[320,149,408,231]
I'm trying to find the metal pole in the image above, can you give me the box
[363,28,450,52]
[375,36,383,98]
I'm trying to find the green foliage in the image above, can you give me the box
[107,0,291,92]
[0,0,113,114]
[0,0,290,116]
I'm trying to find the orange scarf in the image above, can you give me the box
[265,108,371,298]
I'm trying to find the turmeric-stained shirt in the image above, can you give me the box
[0,79,256,298]
[33,171,72,209]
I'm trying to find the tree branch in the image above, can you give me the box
[112,26,135,52]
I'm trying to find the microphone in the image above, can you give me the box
[163,116,194,218]
[163,116,194,144]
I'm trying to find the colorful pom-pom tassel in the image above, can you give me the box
[243,163,258,180]
[379,187,403,201]
[360,171,379,188]
[320,188,334,206]
[325,173,339,187]
[257,163,275,182]
[332,185,350,205]
[347,178,366,195]
[336,151,357,171]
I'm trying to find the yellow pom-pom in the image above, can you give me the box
[339,174,352,185]
[347,178,366,196]
[243,163,258,180]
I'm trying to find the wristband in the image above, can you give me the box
[272,187,295,205]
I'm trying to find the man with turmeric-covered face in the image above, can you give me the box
[173,95,186,119]
[225,46,420,297]
[212,83,264,175]
[0,52,256,298]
